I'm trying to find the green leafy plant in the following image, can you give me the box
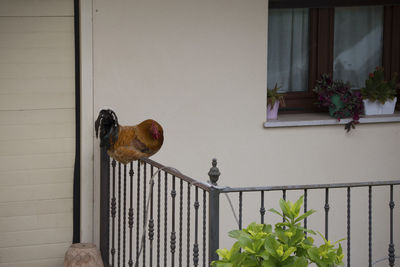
[313,74,363,132]
[267,84,286,107]
[212,196,344,267]
[361,67,398,104]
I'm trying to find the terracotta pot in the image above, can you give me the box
[267,101,280,120]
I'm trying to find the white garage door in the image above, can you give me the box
[0,0,75,266]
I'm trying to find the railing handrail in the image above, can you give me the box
[140,157,214,192]
[220,179,400,193]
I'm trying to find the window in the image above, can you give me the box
[267,1,400,113]
[333,6,383,88]
[267,8,309,92]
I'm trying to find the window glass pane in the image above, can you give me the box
[267,8,309,92]
[333,6,383,89]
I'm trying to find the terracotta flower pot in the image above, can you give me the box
[267,101,280,120]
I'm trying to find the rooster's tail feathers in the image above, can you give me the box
[95,109,119,149]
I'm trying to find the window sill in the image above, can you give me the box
[264,111,400,128]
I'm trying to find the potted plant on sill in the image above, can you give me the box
[313,74,364,132]
[361,67,398,115]
[212,196,344,267]
[267,84,286,120]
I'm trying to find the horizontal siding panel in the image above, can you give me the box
[0,138,75,156]
[0,153,75,171]
[0,17,73,34]
[0,78,73,95]
[0,243,70,263]
[0,228,72,248]
[0,123,75,140]
[0,168,73,186]
[0,257,64,267]
[0,153,74,171]
[0,109,74,125]
[0,3,75,265]
[0,47,73,64]
[0,63,74,79]
[0,31,72,49]
[0,93,74,110]
[0,0,73,17]
[0,183,73,203]
[0,213,72,233]
[0,199,72,218]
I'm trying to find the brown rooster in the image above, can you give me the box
[95,109,164,164]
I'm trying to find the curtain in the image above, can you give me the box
[333,6,383,89]
[267,8,309,92]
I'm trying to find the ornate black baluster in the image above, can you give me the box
[239,192,243,230]
[193,187,199,266]
[136,161,140,263]
[282,190,286,227]
[304,189,308,234]
[149,166,154,267]
[157,171,161,267]
[202,190,206,267]
[388,185,395,267]
[260,191,265,224]
[100,150,110,265]
[325,188,329,240]
[187,183,191,267]
[171,176,177,267]
[179,179,183,267]
[347,187,350,267]
[164,172,168,267]
[143,163,147,267]
[111,160,117,266]
[128,163,134,267]
[368,186,372,267]
[118,163,121,267]
[123,164,127,267]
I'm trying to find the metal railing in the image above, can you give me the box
[219,181,400,267]
[99,148,219,267]
[99,150,400,266]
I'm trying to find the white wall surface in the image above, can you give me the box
[0,0,74,266]
[91,0,400,265]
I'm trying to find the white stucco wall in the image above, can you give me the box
[90,0,400,265]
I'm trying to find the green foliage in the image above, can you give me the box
[267,84,286,107]
[361,67,398,104]
[212,196,344,267]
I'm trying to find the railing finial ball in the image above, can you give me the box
[212,158,217,167]
[208,158,220,185]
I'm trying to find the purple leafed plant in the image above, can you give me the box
[313,74,364,132]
